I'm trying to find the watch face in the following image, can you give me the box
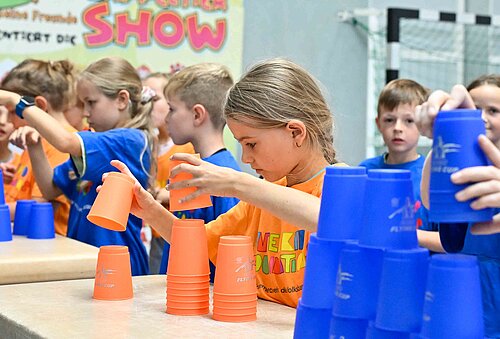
[21,96,35,105]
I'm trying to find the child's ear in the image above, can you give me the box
[375,116,382,131]
[116,90,130,111]
[192,104,208,126]
[286,119,307,147]
[34,96,49,112]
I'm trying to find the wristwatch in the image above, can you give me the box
[15,96,35,119]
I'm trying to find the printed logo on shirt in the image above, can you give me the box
[255,230,307,275]
[76,179,93,195]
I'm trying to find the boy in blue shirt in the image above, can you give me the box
[158,63,241,279]
[360,79,430,229]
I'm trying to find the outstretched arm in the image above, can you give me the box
[0,90,81,156]
[168,153,321,232]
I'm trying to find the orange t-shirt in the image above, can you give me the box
[205,164,347,308]
[5,126,76,236]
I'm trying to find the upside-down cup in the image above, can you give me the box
[93,245,133,301]
[87,172,134,231]
[213,236,256,295]
[166,219,210,276]
[27,202,55,239]
[0,204,12,242]
[169,154,212,212]
[13,200,35,236]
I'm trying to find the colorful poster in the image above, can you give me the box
[0,0,244,77]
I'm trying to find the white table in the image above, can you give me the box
[0,275,297,338]
[0,235,98,284]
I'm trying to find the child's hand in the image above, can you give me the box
[0,163,16,184]
[415,85,475,138]
[168,153,240,202]
[98,160,161,222]
[9,126,41,149]
[451,135,500,210]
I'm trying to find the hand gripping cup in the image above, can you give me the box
[13,200,35,236]
[419,254,483,339]
[0,204,12,242]
[430,109,493,252]
[93,245,133,301]
[169,154,212,212]
[27,202,55,239]
[317,166,367,241]
[88,172,134,231]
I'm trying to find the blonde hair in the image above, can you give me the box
[164,63,233,130]
[224,58,336,164]
[467,74,500,91]
[79,57,155,141]
[1,59,76,112]
[377,79,429,115]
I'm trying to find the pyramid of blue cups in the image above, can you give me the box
[0,169,56,242]
[294,164,484,337]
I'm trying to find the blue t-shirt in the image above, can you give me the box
[159,149,241,277]
[53,128,151,276]
[461,217,500,338]
[359,154,430,229]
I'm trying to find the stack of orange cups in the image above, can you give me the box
[213,236,257,322]
[166,219,210,315]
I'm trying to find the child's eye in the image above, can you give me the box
[246,143,255,149]
[486,107,500,115]
[406,119,414,124]
[383,118,394,123]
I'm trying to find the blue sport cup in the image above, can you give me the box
[27,202,55,239]
[420,254,483,339]
[375,248,429,333]
[0,170,5,204]
[366,322,411,339]
[330,315,368,339]
[333,243,384,320]
[317,166,367,241]
[293,300,331,339]
[13,200,35,236]
[0,204,12,242]
[359,169,418,250]
[300,234,345,309]
[430,109,493,252]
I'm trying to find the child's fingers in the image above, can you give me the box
[471,214,500,235]
[478,135,500,167]
[110,160,135,178]
[170,153,202,165]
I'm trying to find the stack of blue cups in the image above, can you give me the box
[429,109,494,253]
[293,167,367,339]
[331,169,423,338]
[417,254,484,339]
[0,170,12,242]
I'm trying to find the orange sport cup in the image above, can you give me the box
[168,155,212,212]
[93,245,133,301]
[87,172,134,231]
[166,219,210,276]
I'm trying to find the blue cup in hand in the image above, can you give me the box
[13,200,35,236]
[430,109,494,252]
[317,166,367,241]
[0,204,12,242]
[420,254,483,339]
[359,169,418,250]
[27,202,55,239]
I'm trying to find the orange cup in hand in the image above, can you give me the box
[169,154,212,212]
[93,245,133,301]
[213,236,257,295]
[87,172,134,231]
